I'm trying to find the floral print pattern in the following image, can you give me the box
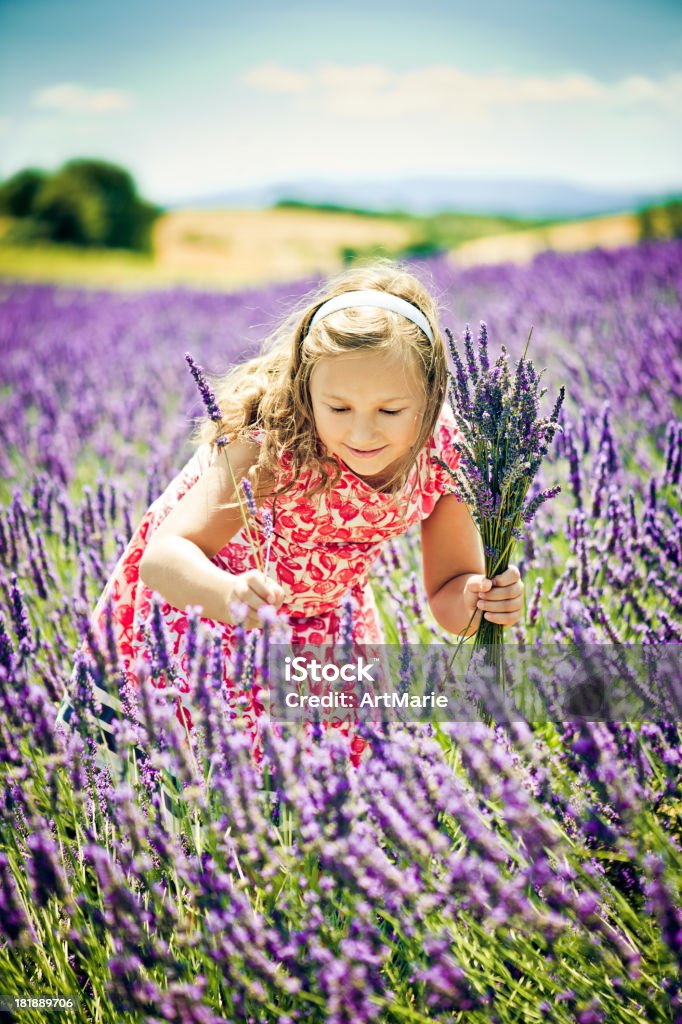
[76,404,462,769]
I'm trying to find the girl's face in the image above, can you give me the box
[309,349,426,485]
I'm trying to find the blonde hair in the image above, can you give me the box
[189,257,449,513]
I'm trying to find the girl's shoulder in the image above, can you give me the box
[241,424,301,493]
[189,432,267,493]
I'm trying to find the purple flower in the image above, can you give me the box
[9,573,34,659]
[241,477,258,517]
[528,577,543,626]
[185,352,223,424]
[0,851,32,941]
[27,830,67,908]
[262,507,274,541]
[643,852,682,968]
[478,320,489,372]
[522,485,561,525]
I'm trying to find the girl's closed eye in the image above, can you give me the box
[328,406,404,415]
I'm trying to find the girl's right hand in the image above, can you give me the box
[223,569,286,629]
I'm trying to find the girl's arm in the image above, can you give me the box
[421,493,524,637]
[421,492,487,637]
[139,439,284,626]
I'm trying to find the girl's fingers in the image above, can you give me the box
[227,599,260,630]
[267,587,286,608]
[233,600,274,630]
[477,597,522,613]
[232,583,274,620]
[247,576,284,607]
[492,565,521,587]
[241,586,264,611]
[482,581,524,602]
[482,610,521,625]
[467,574,492,595]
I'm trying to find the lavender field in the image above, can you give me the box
[0,240,681,1023]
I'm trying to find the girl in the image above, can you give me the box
[57,259,524,783]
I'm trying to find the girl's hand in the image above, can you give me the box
[464,565,524,628]
[224,569,286,630]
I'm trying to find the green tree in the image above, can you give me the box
[665,199,682,239]
[0,168,48,217]
[637,206,657,242]
[31,158,162,251]
[637,197,682,243]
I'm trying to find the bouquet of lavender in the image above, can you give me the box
[436,323,565,688]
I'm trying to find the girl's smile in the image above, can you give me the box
[345,444,387,458]
[310,350,426,484]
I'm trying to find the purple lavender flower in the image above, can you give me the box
[642,852,682,970]
[522,486,562,525]
[185,352,223,425]
[9,573,33,660]
[27,829,67,908]
[528,577,543,627]
[463,323,479,383]
[478,320,490,372]
[0,851,32,941]
[444,327,472,420]
[262,507,274,541]
[241,476,258,517]
[0,614,16,674]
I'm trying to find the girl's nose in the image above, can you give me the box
[348,414,382,433]
[349,425,382,445]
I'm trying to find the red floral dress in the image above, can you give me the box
[63,404,462,772]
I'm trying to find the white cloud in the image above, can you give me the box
[240,62,682,118]
[32,83,134,113]
[616,71,682,109]
[240,65,308,93]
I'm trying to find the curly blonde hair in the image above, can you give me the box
[189,257,450,513]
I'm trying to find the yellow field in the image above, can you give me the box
[450,211,639,267]
[0,207,644,292]
[153,207,417,286]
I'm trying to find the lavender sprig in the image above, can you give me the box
[185,351,265,575]
[262,508,274,576]
[184,353,222,425]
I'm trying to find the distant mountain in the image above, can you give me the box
[163,176,679,219]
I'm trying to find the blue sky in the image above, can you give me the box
[1,0,681,203]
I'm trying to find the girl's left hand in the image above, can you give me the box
[476,565,524,627]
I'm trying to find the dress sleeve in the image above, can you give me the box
[429,402,463,497]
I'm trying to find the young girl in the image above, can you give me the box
[57,259,524,782]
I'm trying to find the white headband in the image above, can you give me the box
[308,289,434,344]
